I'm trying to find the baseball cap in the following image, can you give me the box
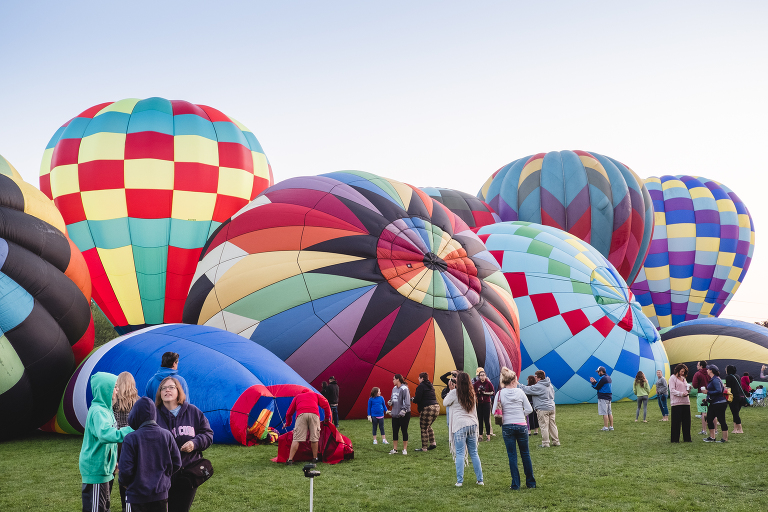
[706,364,719,373]
[596,366,606,373]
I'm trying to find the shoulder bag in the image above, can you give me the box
[179,457,214,488]
[493,390,504,426]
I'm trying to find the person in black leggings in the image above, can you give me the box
[703,365,728,443]
[473,368,494,441]
[725,365,745,434]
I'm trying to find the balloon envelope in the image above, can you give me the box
[420,187,501,229]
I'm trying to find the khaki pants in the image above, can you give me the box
[537,409,559,447]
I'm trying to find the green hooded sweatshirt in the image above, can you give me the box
[79,372,134,484]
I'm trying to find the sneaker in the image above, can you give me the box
[373,439,378,445]
[383,439,389,444]
[531,432,539,436]
[608,427,614,431]
[286,460,294,466]
[599,427,610,431]
[695,414,702,418]
[428,444,437,450]
[414,448,427,452]
[477,481,484,486]
[455,482,463,487]
[402,449,408,455]
[553,443,561,447]
[311,458,319,464]
[703,437,716,442]
[538,444,550,448]
[698,430,707,435]
[389,449,398,455]
[716,439,727,443]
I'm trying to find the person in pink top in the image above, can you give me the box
[284,389,332,465]
[668,364,692,443]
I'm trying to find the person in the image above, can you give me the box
[155,376,213,512]
[691,360,711,434]
[440,370,458,428]
[761,365,768,380]
[412,373,439,451]
[443,372,483,487]
[113,372,139,512]
[668,364,692,443]
[634,371,650,422]
[145,352,190,404]
[493,367,535,490]
[525,376,539,436]
[387,374,411,455]
[473,367,495,441]
[655,370,669,422]
[367,387,389,445]
[725,365,746,434]
[326,376,340,427]
[740,373,753,399]
[79,372,134,512]
[284,389,332,464]
[590,366,613,431]
[703,365,728,443]
[119,397,182,512]
[320,381,329,402]
[519,370,558,448]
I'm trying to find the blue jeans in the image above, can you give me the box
[657,394,669,416]
[502,424,536,489]
[331,405,339,426]
[454,425,483,484]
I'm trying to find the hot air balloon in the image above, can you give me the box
[630,176,755,329]
[55,324,316,445]
[478,151,654,285]
[183,171,521,419]
[0,154,94,439]
[476,221,669,403]
[39,97,274,333]
[419,187,501,229]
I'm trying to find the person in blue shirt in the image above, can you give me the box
[145,352,190,403]
[367,387,389,445]
[590,366,613,432]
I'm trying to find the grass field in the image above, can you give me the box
[1,400,766,511]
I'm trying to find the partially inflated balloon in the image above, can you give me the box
[478,151,654,285]
[630,176,755,329]
[420,187,501,229]
[184,171,521,419]
[0,154,94,439]
[40,98,274,333]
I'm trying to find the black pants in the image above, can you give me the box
[391,414,410,442]
[728,400,742,424]
[707,402,728,432]
[126,500,168,512]
[477,401,492,436]
[168,474,197,512]
[670,405,691,442]
[82,481,113,512]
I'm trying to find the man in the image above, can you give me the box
[326,376,340,427]
[691,360,712,434]
[284,389,332,465]
[519,370,559,447]
[590,366,613,431]
[145,351,190,403]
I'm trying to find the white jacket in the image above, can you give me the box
[493,387,532,425]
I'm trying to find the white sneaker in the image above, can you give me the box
[455,482,462,487]
[402,449,408,455]
[608,427,614,431]
[389,449,398,455]
[373,439,378,445]
[383,439,389,444]
[600,427,610,431]
[477,481,484,486]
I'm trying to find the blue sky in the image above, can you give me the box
[1,1,766,322]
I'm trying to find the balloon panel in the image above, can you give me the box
[420,187,501,229]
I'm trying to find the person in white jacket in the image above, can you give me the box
[493,367,536,490]
[443,372,484,487]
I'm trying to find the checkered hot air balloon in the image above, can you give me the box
[476,221,669,404]
[183,171,521,419]
[419,187,501,229]
[39,98,274,334]
[478,151,654,285]
[629,176,755,329]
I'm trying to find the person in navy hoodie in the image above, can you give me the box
[590,366,614,432]
[119,397,182,512]
[155,377,213,512]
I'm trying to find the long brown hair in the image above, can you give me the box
[455,372,475,412]
[155,376,186,407]
[634,371,647,387]
[114,372,139,412]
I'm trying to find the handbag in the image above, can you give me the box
[179,457,214,488]
[493,391,504,426]
[724,386,733,402]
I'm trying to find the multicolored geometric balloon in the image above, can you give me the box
[420,187,501,229]
[630,176,755,329]
[0,154,94,439]
[55,324,316,445]
[476,221,669,403]
[39,97,274,333]
[478,151,654,285]
[183,171,521,419]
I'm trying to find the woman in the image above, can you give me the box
[387,374,411,455]
[525,375,539,435]
[113,372,139,512]
[668,364,691,442]
[443,372,483,487]
[633,371,650,422]
[155,376,214,512]
[725,365,745,434]
[493,367,535,490]
[412,373,439,452]
[655,370,669,422]
[473,368,494,441]
[703,365,728,443]
[741,373,753,399]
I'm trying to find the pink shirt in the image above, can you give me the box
[668,375,690,407]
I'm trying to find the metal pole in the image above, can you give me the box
[309,477,314,512]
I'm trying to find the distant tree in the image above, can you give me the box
[755,320,768,328]
[91,301,119,348]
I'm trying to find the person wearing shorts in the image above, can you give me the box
[590,367,614,431]
[284,389,332,465]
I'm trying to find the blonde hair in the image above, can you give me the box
[500,367,517,386]
[114,372,139,412]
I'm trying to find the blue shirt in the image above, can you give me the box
[592,375,612,400]
[367,396,388,417]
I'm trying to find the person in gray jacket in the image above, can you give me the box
[655,369,669,422]
[387,374,411,455]
[518,370,559,448]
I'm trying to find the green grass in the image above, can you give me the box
[1,401,766,511]
[92,300,119,348]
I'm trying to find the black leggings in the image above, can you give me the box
[477,401,492,435]
[707,402,728,432]
[670,405,691,442]
[392,414,410,441]
[729,400,742,424]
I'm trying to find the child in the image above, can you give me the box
[113,372,139,512]
[367,387,389,445]
[119,397,182,511]
[79,372,134,512]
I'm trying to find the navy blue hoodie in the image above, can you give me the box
[118,397,182,504]
[156,401,213,469]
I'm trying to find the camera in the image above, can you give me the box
[303,463,321,478]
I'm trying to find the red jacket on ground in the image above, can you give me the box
[285,390,332,427]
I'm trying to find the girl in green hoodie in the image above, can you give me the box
[634,371,651,423]
[79,372,134,512]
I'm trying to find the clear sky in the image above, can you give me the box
[1,1,766,323]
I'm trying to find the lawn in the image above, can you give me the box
[1,400,766,511]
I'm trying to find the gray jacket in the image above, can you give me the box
[656,376,668,397]
[389,384,411,418]
[518,377,556,411]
